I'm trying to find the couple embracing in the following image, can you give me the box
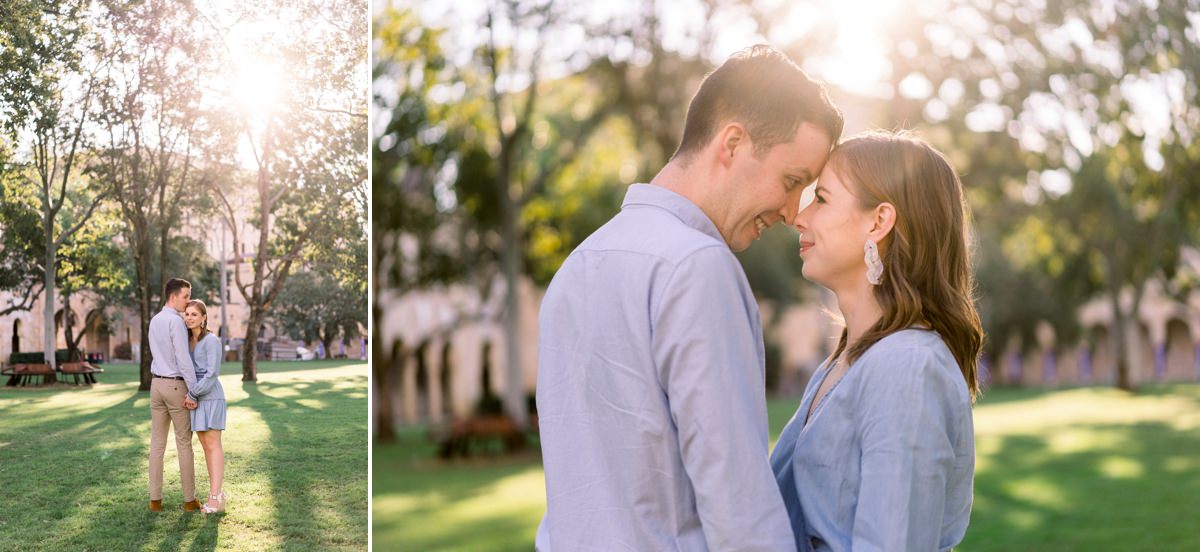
[537,45,982,551]
[147,277,228,514]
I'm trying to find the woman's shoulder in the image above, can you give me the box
[866,327,947,353]
[202,333,222,347]
[855,328,960,381]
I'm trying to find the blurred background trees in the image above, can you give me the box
[1,0,366,385]
[374,0,1200,425]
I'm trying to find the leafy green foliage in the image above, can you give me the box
[0,0,90,137]
[0,172,43,299]
[868,0,1200,361]
[270,269,367,349]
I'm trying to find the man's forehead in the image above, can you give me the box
[781,125,832,165]
[785,164,817,179]
[782,154,827,182]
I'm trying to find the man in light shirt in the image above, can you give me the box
[147,277,202,512]
[535,45,842,551]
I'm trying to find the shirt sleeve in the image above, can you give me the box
[651,246,797,552]
[171,317,199,392]
[189,337,222,400]
[850,345,963,552]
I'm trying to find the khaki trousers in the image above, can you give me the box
[149,377,196,502]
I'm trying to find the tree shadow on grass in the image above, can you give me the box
[0,389,219,551]
[963,419,1200,551]
[248,359,368,377]
[0,371,367,551]
[240,376,368,551]
[372,438,545,550]
[377,506,542,552]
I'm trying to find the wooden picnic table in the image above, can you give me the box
[3,363,57,386]
[59,361,104,384]
[2,362,104,386]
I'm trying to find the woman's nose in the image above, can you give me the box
[791,205,810,231]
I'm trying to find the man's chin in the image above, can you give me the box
[725,227,760,252]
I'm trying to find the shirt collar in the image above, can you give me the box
[161,305,182,318]
[621,184,725,244]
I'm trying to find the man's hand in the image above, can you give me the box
[183,397,197,410]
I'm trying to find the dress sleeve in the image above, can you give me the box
[850,345,966,551]
[651,246,797,552]
[188,336,222,400]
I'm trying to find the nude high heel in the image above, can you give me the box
[201,491,228,514]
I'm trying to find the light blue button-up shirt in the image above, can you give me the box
[149,305,197,390]
[770,329,975,552]
[535,184,796,551]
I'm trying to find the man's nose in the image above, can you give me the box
[780,187,804,224]
[777,188,806,225]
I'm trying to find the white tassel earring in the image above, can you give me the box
[864,239,883,285]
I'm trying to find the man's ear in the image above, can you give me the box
[717,123,747,168]
[868,202,896,242]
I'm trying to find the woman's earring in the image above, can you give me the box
[864,239,883,285]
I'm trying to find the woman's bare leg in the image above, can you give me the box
[198,430,225,504]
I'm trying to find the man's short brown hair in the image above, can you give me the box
[673,44,843,160]
[164,278,191,300]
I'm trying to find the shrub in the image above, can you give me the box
[8,350,69,364]
[113,342,133,360]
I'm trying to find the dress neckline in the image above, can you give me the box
[800,355,850,432]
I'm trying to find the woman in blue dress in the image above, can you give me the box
[183,299,228,514]
[773,131,983,551]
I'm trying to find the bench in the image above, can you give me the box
[434,415,529,459]
[2,363,57,386]
[59,361,104,384]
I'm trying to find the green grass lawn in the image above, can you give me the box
[0,359,368,551]
[374,384,1200,551]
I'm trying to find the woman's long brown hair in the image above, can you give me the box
[186,299,212,347]
[828,131,984,401]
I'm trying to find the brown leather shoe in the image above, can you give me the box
[149,500,163,512]
[181,499,203,512]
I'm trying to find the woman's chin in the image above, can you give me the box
[799,265,823,286]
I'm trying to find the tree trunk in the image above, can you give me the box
[1108,291,1135,391]
[43,215,57,376]
[323,335,335,360]
[136,240,153,391]
[373,336,396,442]
[238,151,276,382]
[242,311,263,382]
[371,220,394,439]
[499,177,528,429]
[158,228,168,309]
[62,290,78,361]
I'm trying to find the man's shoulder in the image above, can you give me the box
[150,309,182,328]
[149,309,167,324]
[575,206,726,265]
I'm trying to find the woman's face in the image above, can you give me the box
[184,306,204,330]
[792,166,878,291]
